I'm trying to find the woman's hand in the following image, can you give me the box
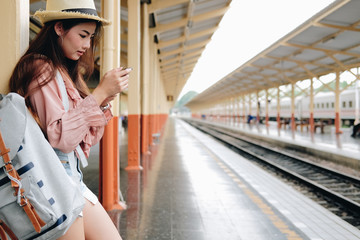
[92,67,131,106]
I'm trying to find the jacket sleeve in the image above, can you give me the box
[28,64,112,157]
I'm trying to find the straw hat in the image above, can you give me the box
[34,0,110,25]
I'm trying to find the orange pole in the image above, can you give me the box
[291,83,295,131]
[334,71,343,134]
[291,113,296,131]
[126,114,143,171]
[141,114,150,153]
[310,112,314,133]
[156,113,160,133]
[335,112,342,134]
[310,78,314,133]
[265,90,269,126]
[265,114,269,126]
[112,117,121,205]
[126,0,142,171]
[277,113,281,129]
[149,114,155,146]
[100,118,124,210]
[98,0,124,211]
[140,3,151,154]
[277,87,281,128]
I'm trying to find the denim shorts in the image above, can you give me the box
[54,149,98,208]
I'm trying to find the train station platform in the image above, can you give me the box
[187,118,360,174]
[85,116,360,240]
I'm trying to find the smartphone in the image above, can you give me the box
[122,66,132,71]
[120,67,132,77]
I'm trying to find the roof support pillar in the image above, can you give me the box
[242,95,246,123]
[277,87,281,129]
[154,65,159,131]
[126,0,143,171]
[335,71,343,134]
[229,100,232,124]
[354,70,359,125]
[233,97,236,125]
[256,91,260,124]
[223,99,228,124]
[265,90,269,126]
[223,100,226,124]
[99,0,126,211]
[220,101,224,123]
[218,102,221,123]
[291,83,296,131]
[232,98,235,124]
[248,94,252,122]
[0,0,28,93]
[309,78,315,133]
[236,96,241,125]
[141,3,151,154]
[223,101,226,123]
[148,39,156,145]
[228,98,231,125]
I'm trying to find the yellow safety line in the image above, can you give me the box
[210,149,303,240]
[184,125,303,240]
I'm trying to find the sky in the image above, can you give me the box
[178,0,335,100]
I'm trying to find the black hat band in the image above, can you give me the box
[62,8,98,17]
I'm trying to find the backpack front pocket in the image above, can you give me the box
[0,173,56,239]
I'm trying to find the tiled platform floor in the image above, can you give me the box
[84,117,360,240]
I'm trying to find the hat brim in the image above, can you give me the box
[34,10,110,26]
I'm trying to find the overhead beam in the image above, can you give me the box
[160,50,201,66]
[314,21,360,32]
[158,26,217,49]
[285,42,360,58]
[159,39,209,58]
[150,6,229,36]
[148,0,188,14]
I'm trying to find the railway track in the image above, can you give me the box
[184,119,360,229]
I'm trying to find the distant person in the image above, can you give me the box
[247,114,253,124]
[351,123,360,138]
[122,116,128,131]
[247,114,258,124]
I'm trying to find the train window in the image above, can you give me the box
[321,103,324,108]
[349,101,353,108]
[331,102,334,108]
[326,103,329,108]
[317,103,319,108]
[342,101,346,108]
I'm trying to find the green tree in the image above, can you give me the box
[175,91,198,107]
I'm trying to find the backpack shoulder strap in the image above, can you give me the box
[56,70,69,112]
[55,71,88,168]
[0,93,26,162]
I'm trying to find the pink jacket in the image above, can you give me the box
[29,63,112,158]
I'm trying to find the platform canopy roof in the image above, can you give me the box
[187,0,360,107]
[148,0,232,101]
[30,0,232,101]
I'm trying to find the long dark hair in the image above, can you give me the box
[9,18,102,114]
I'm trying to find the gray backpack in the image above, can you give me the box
[0,93,84,240]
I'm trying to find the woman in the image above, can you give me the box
[9,0,126,239]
